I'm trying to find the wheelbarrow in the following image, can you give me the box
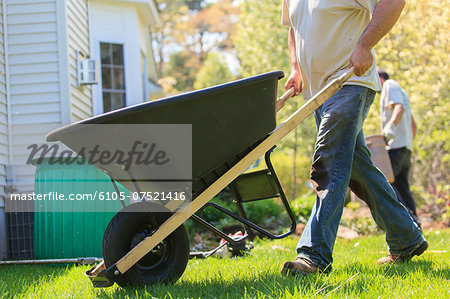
[46,68,354,287]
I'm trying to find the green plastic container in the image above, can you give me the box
[34,159,128,259]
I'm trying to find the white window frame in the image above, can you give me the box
[91,38,128,115]
[100,42,127,113]
[89,2,150,115]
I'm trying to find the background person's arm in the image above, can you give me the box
[350,0,406,76]
[388,103,405,126]
[383,103,404,144]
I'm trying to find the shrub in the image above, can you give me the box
[290,192,316,223]
[269,151,314,201]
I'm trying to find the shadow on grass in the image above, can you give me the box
[0,265,68,297]
[94,260,450,298]
[338,260,450,278]
[383,260,449,278]
[94,272,317,298]
[333,260,450,296]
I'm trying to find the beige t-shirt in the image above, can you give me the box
[282,0,381,100]
[380,79,413,151]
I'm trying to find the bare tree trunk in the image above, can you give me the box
[199,31,206,63]
[158,41,164,78]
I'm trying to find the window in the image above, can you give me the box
[100,43,126,112]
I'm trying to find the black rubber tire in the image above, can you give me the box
[102,202,190,287]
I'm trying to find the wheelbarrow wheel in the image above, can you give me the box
[102,202,190,287]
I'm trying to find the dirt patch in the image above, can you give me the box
[294,218,360,239]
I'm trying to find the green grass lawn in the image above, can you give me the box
[1,229,449,298]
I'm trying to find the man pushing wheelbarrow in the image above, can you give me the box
[279,0,427,276]
[47,0,426,288]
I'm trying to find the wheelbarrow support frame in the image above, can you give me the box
[86,68,355,285]
[192,145,297,244]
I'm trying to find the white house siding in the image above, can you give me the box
[0,0,9,260]
[135,10,157,85]
[5,0,62,193]
[0,2,8,197]
[136,12,158,100]
[66,0,91,122]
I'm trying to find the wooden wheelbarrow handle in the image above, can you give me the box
[275,87,296,112]
[275,67,355,112]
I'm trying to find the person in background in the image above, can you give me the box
[279,0,427,275]
[378,70,420,228]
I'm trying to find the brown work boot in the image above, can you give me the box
[281,257,318,276]
[377,241,429,264]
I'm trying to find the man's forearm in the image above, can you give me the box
[288,28,299,72]
[283,27,303,96]
[388,103,404,126]
[356,0,405,50]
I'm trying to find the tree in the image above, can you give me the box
[185,0,207,11]
[165,51,200,92]
[194,53,234,89]
[233,0,316,199]
[150,0,186,78]
[153,0,239,92]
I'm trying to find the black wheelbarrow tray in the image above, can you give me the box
[46,68,354,288]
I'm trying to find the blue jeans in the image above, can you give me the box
[296,85,424,272]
